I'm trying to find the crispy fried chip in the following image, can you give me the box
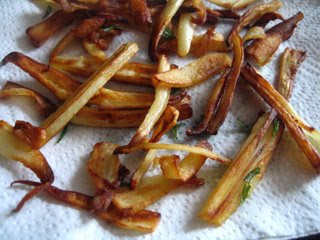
[152,52,231,88]
[242,26,266,42]
[246,12,304,66]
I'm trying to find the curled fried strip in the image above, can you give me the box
[241,63,320,171]
[12,181,161,233]
[242,26,265,43]
[152,52,232,88]
[26,10,77,47]
[82,38,108,61]
[246,12,304,66]
[208,0,258,10]
[206,33,244,134]
[177,13,196,57]
[148,0,184,61]
[252,11,284,28]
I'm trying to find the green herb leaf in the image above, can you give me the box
[237,118,251,134]
[241,167,260,204]
[162,28,175,40]
[272,119,280,137]
[56,124,69,144]
[102,25,122,32]
[42,5,52,19]
[171,123,184,141]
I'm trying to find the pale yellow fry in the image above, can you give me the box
[177,13,196,57]
[242,26,266,42]
[41,43,138,146]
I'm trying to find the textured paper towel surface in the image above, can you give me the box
[0,1,320,239]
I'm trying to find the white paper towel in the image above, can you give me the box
[0,1,320,239]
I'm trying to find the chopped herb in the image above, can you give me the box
[171,123,184,141]
[56,124,69,144]
[102,25,122,32]
[272,119,280,137]
[42,5,52,19]
[237,118,251,134]
[162,28,175,40]
[240,167,260,204]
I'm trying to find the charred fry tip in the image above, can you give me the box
[2,52,21,65]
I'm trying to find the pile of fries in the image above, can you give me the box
[1,0,319,233]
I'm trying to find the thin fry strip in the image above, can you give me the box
[207,33,244,134]
[177,13,196,57]
[114,142,231,165]
[241,63,320,170]
[129,55,171,145]
[40,43,138,146]
[148,0,184,61]
[12,181,161,233]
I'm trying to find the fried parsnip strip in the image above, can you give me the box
[199,112,285,225]
[148,0,184,61]
[82,38,108,62]
[252,11,284,28]
[182,0,207,24]
[186,69,228,136]
[0,120,54,183]
[129,55,171,145]
[40,43,138,146]
[13,121,46,149]
[50,30,77,59]
[12,181,160,233]
[242,26,265,42]
[3,52,154,110]
[152,52,232,88]
[50,55,156,85]
[26,10,77,47]
[177,13,196,57]
[207,33,244,134]
[129,0,152,30]
[0,82,56,117]
[87,142,121,191]
[208,0,258,10]
[246,12,304,66]
[113,142,212,214]
[241,63,320,171]
[159,155,181,179]
[114,142,231,165]
[130,149,158,189]
[227,0,282,44]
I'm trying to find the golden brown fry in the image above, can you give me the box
[130,149,157,189]
[13,181,160,233]
[242,26,266,42]
[129,55,171,145]
[26,10,77,47]
[82,38,108,61]
[252,11,284,28]
[150,105,179,143]
[228,0,282,44]
[152,52,232,88]
[246,12,304,66]
[199,112,284,225]
[278,48,306,100]
[241,63,320,171]
[208,0,258,10]
[206,33,244,134]
[129,0,152,30]
[87,142,121,191]
[114,142,231,165]
[187,69,228,136]
[50,30,77,59]
[3,52,154,110]
[0,81,56,117]
[13,121,46,149]
[177,13,196,57]
[40,43,138,146]
[0,120,54,183]
[182,0,207,24]
[148,0,184,61]
[159,155,181,179]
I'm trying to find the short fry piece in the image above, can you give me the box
[40,43,138,146]
[152,52,232,88]
[177,13,196,57]
[242,26,266,42]
[246,12,304,66]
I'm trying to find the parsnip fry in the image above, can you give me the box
[160,155,181,179]
[246,12,304,66]
[228,0,282,44]
[148,0,184,61]
[207,33,244,134]
[50,30,77,59]
[129,0,152,30]
[208,0,257,10]
[0,81,56,117]
[241,63,320,171]
[0,120,54,183]
[130,150,158,189]
[152,52,232,88]
[242,26,266,42]
[12,181,160,233]
[87,142,121,191]
[177,13,196,57]
[129,55,171,145]
[40,43,138,146]
[26,10,77,47]
[114,142,231,165]
[82,38,108,62]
